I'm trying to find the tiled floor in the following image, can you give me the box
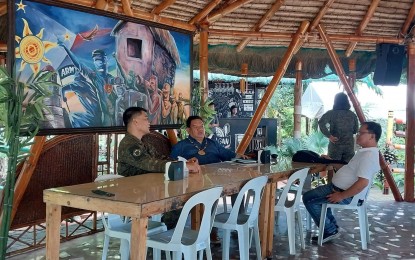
[7,188,415,259]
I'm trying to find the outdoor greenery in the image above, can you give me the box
[0,66,57,259]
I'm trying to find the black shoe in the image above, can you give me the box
[311,230,340,243]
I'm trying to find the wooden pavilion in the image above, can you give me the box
[0,0,414,256]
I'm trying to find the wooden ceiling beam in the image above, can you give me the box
[121,0,133,16]
[400,0,415,37]
[59,0,196,31]
[207,0,254,23]
[309,0,335,32]
[151,0,176,15]
[294,0,334,55]
[236,0,284,52]
[0,42,6,52]
[345,0,381,57]
[95,0,108,10]
[189,0,222,25]
[0,3,6,16]
[209,28,403,44]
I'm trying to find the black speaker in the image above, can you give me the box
[257,149,271,164]
[166,161,184,181]
[373,44,405,86]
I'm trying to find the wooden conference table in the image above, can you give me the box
[44,161,325,259]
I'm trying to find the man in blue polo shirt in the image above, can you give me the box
[171,115,247,164]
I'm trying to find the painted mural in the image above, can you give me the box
[13,0,192,133]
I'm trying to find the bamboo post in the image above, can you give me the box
[166,129,178,145]
[405,43,415,202]
[293,60,303,139]
[383,112,394,195]
[199,23,209,104]
[236,21,310,154]
[318,24,403,202]
[386,111,394,144]
[317,25,365,122]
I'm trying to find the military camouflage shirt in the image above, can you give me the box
[318,109,359,145]
[117,133,172,176]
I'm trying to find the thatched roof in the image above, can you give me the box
[1,0,414,77]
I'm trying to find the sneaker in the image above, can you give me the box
[311,230,340,243]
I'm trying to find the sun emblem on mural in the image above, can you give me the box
[15,18,57,75]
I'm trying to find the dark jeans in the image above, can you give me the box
[302,183,352,235]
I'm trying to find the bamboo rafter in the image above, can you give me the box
[208,28,403,45]
[94,0,108,10]
[189,0,222,25]
[345,0,381,57]
[236,0,284,52]
[400,0,415,37]
[58,0,196,31]
[207,0,254,23]
[121,0,133,17]
[309,0,335,32]
[151,0,176,15]
[0,3,6,16]
[294,0,334,54]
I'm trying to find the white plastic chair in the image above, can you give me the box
[146,186,223,260]
[274,168,309,255]
[213,176,268,260]
[94,174,168,260]
[318,180,372,249]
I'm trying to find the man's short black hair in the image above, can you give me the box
[364,121,382,142]
[123,107,147,126]
[186,115,204,128]
[230,105,237,111]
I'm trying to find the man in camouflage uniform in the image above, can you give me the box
[117,107,200,176]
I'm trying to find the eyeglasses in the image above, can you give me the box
[357,131,372,136]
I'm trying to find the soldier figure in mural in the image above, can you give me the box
[113,55,148,125]
[144,75,162,125]
[58,40,117,126]
[161,82,172,124]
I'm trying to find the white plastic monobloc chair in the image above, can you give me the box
[213,176,268,260]
[318,180,372,249]
[94,174,168,260]
[274,168,310,255]
[146,186,223,260]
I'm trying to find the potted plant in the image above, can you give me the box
[0,66,57,258]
